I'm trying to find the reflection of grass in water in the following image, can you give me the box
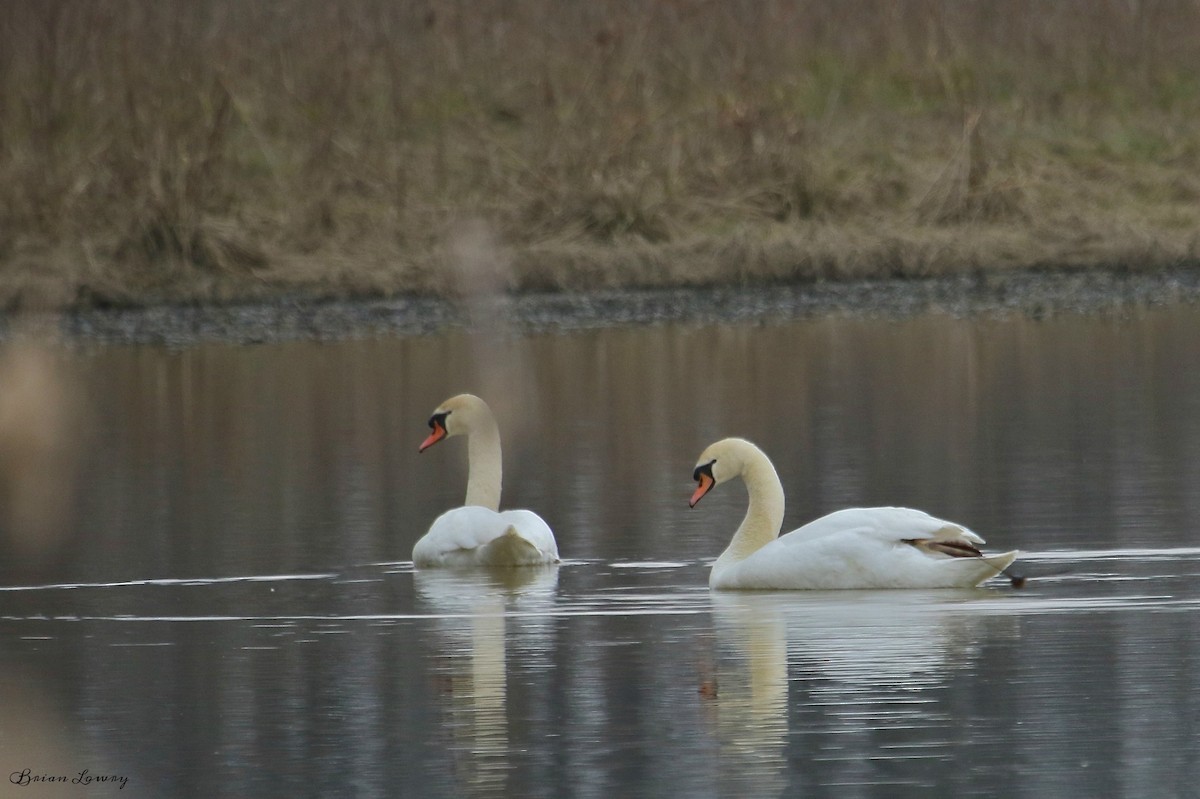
[1,1,1199,310]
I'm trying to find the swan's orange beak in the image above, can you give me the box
[419,419,447,453]
[690,472,714,508]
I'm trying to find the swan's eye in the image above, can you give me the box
[429,411,449,430]
[693,460,715,483]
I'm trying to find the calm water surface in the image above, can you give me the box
[2,304,1200,797]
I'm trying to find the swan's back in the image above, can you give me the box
[413,506,558,567]
[777,507,981,547]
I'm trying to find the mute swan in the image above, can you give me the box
[689,438,1018,590]
[413,394,559,567]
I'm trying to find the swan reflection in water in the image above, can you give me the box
[414,566,559,797]
[705,592,791,797]
[707,590,1013,792]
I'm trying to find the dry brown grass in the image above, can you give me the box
[1,0,1199,310]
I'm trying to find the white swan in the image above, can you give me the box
[413,394,559,567]
[689,438,1018,589]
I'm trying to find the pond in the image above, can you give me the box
[2,302,1200,797]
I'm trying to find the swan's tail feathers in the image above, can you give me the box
[983,549,1018,572]
[907,529,1023,587]
[477,526,552,567]
[906,537,1022,587]
[978,550,1021,587]
[984,550,1024,587]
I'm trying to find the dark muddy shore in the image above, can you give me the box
[31,265,1200,348]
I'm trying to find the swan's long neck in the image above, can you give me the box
[716,453,785,568]
[464,415,503,511]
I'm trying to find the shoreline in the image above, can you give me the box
[33,264,1200,347]
[6,3,1200,333]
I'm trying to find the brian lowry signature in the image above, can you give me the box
[9,769,128,790]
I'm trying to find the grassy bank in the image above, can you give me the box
[2,0,1199,311]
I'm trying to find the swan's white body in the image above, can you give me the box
[692,438,1017,590]
[711,505,1016,589]
[413,394,559,567]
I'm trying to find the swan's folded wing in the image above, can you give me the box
[780,507,985,548]
[497,509,559,559]
[414,506,515,562]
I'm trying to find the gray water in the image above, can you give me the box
[2,305,1200,797]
